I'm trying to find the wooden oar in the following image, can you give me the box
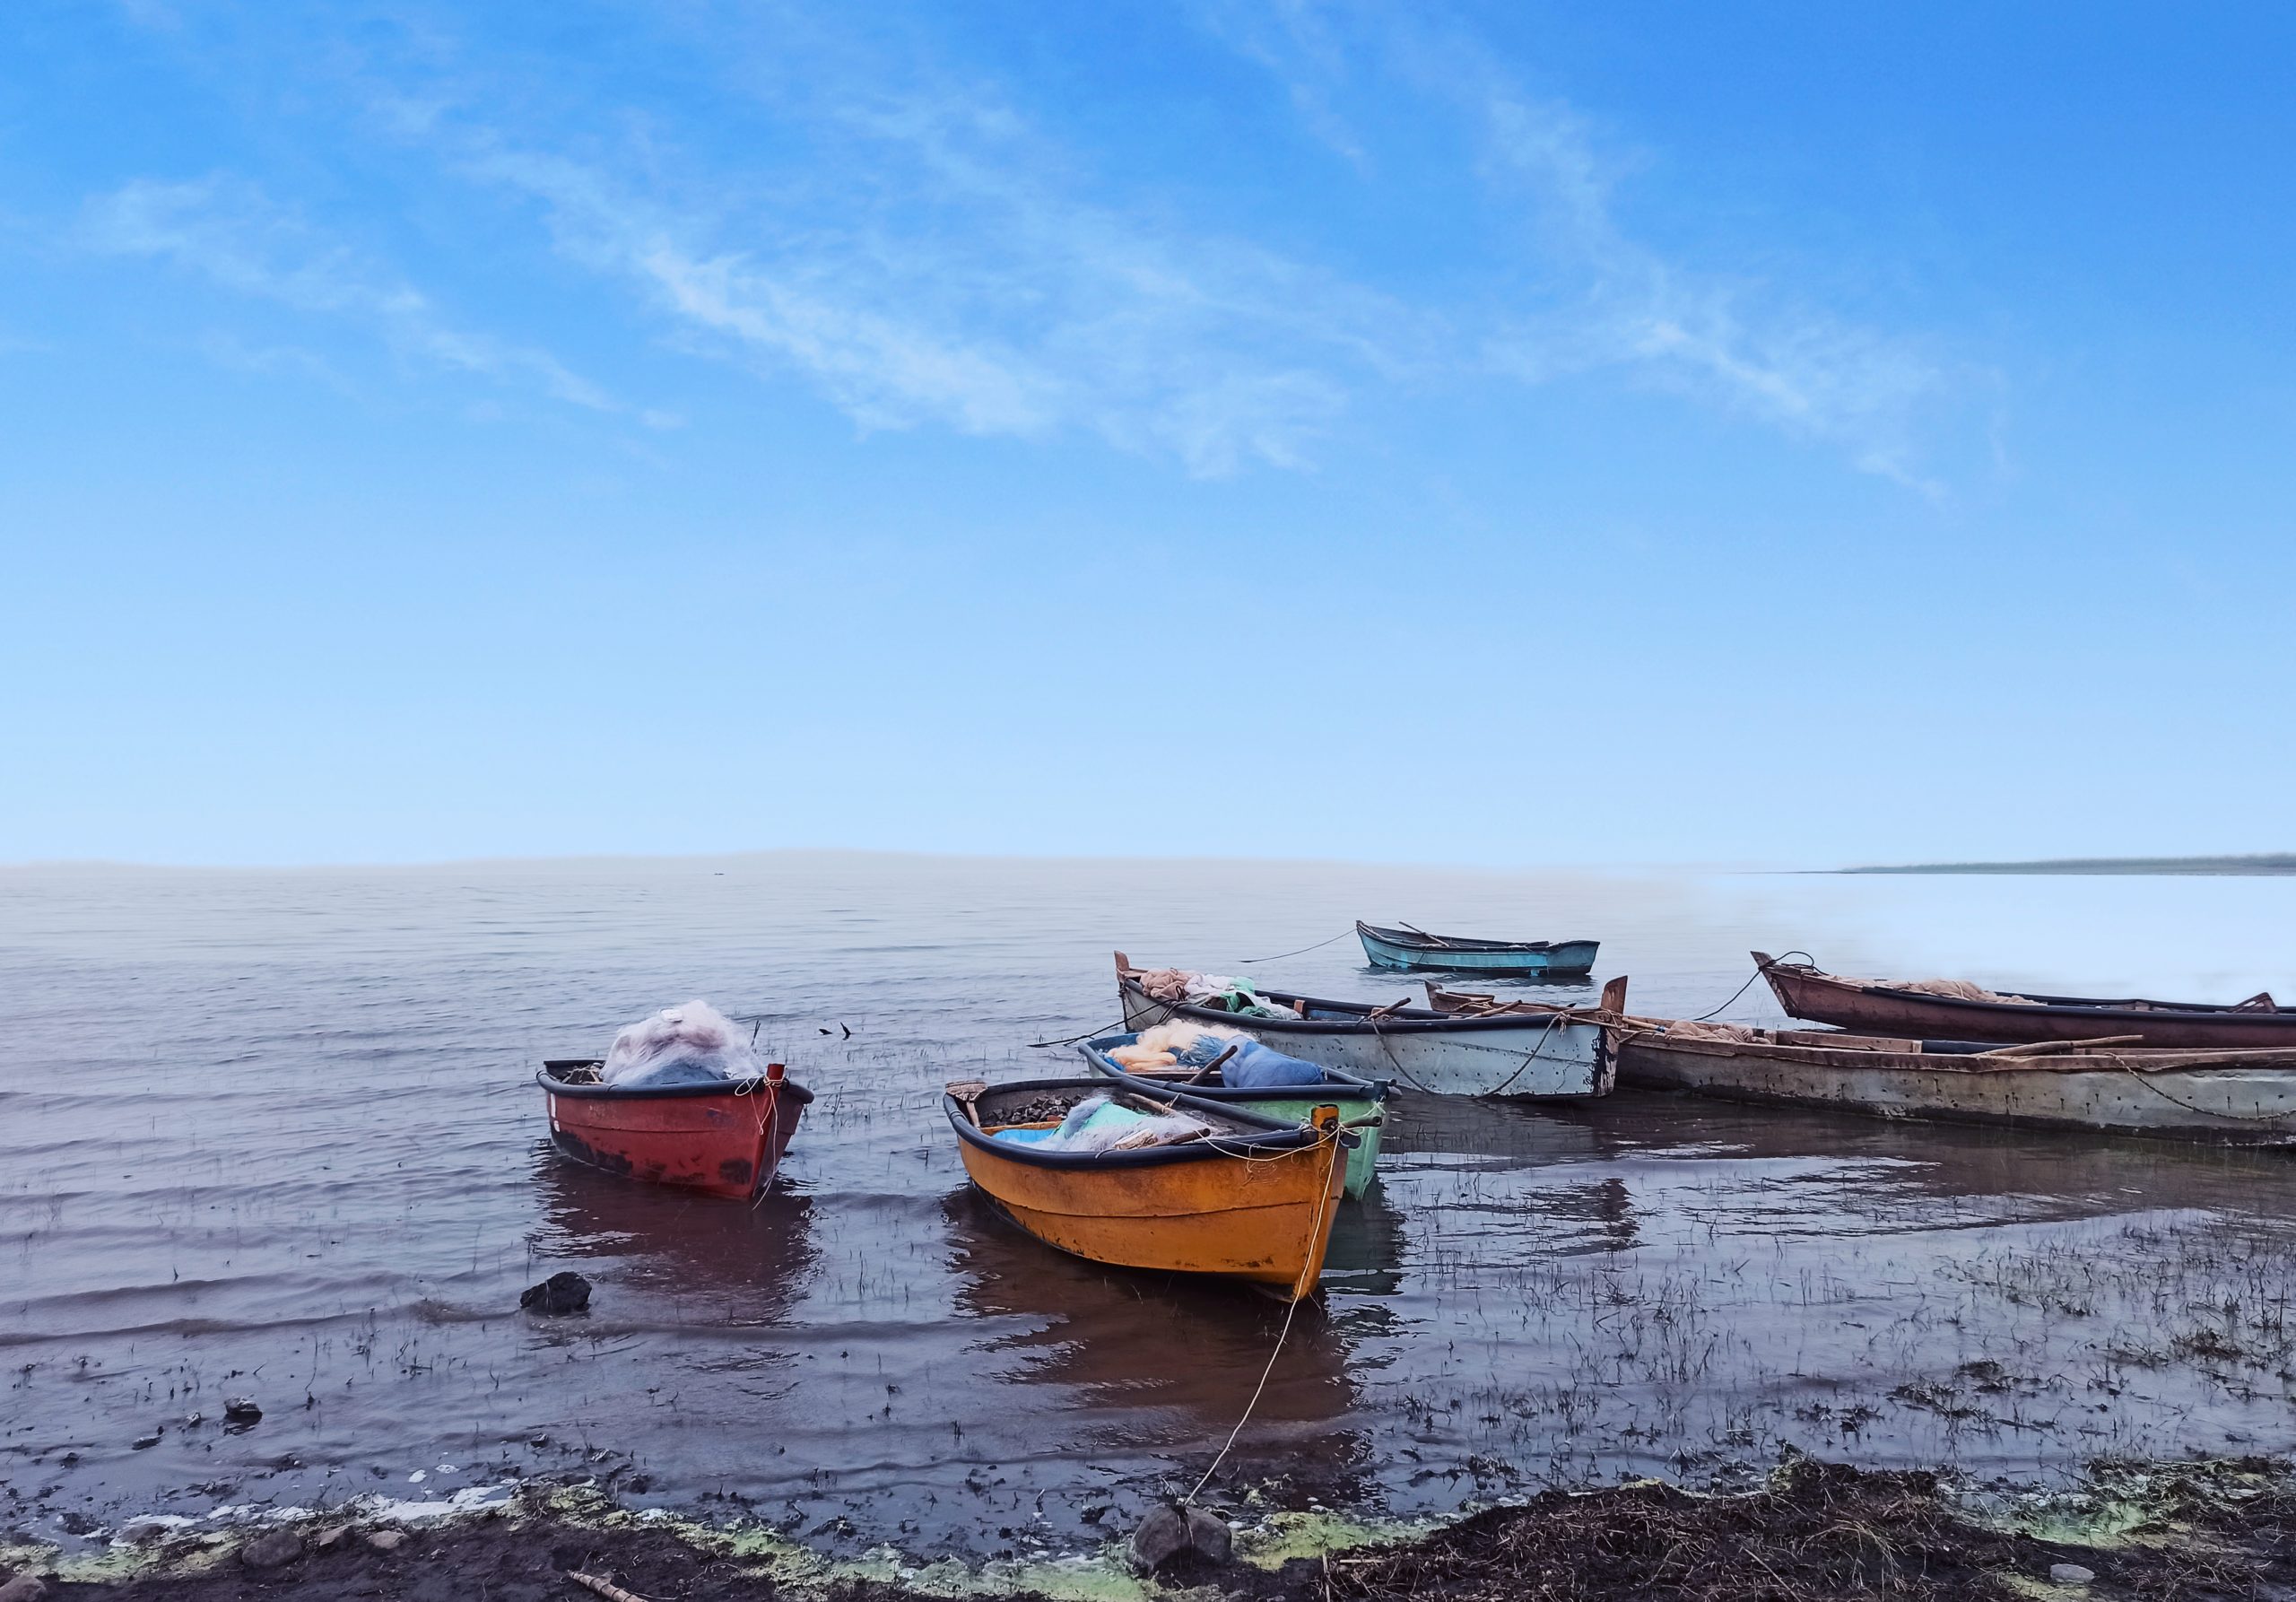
[945,1079,989,1127]
[1399,921,1464,947]
[1976,1035,2145,1058]
[1180,1043,1240,1085]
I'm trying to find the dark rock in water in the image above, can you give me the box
[239,1529,304,1570]
[521,1271,592,1315]
[222,1397,262,1424]
[1130,1503,1233,1572]
[130,1431,161,1450]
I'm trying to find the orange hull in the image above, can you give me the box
[948,1084,1347,1301]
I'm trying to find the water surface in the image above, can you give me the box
[4,854,2295,1557]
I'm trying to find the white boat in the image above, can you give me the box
[1114,954,1612,1099]
[1423,986,2296,1144]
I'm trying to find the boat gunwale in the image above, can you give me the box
[1119,972,1605,1037]
[538,1060,818,1104]
[1422,987,2296,1076]
[1357,919,1597,958]
[1075,1036,1393,1103]
[944,1075,1344,1171]
[1757,953,2296,1022]
[1622,1026,2296,1076]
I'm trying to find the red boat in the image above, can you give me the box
[538,1058,812,1199]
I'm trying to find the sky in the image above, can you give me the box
[3,1,2292,868]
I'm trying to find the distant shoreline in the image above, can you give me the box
[1841,854,2296,876]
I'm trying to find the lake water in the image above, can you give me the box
[5,854,2296,1559]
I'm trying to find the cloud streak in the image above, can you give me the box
[81,175,614,414]
[448,97,1420,477]
[1211,3,1958,487]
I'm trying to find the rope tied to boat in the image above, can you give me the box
[2106,1058,2296,1124]
[1238,927,1357,964]
[1180,1116,1346,1510]
[1689,952,1814,1022]
[1364,1003,1573,1097]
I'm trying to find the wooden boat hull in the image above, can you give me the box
[1118,967,1611,1099]
[1756,952,2296,1049]
[1079,1040,1389,1198]
[1617,1031,2296,1145]
[1422,984,2296,1145]
[1357,922,1598,977]
[945,1079,1348,1300]
[540,1061,810,1200]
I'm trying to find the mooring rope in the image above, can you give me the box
[1181,1124,1345,1508]
[1690,951,1813,1022]
[1238,927,1356,964]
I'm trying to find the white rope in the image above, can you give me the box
[1181,1125,1344,1507]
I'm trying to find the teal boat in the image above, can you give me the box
[1078,1033,1390,1199]
[1357,920,1599,979]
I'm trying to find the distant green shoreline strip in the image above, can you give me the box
[1839,855,2296,876]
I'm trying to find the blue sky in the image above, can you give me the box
[4,2,2292,867]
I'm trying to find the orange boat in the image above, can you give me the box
[538,1058,812,1200]
[944,1077,1351,1302]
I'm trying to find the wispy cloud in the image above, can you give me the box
[1209,4,1960,488]
[81,175,615,413]
[82,3,1972,486]
[449,102,1417,476]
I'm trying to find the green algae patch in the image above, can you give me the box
[1979,1458,2288,1551]
[1234,1509,1422,1569]
[516,1484,1152,1601]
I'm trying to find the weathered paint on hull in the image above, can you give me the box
[1619,1040,2296,1145]
[955,1134,1347,1297]
[1758,953,2296,1049]
[1359,930,1600,976]
[544,1084,804,1198]
[1118,987,1610,1099]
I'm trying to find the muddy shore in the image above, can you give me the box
[6,1455,2292,1602]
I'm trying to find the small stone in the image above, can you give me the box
[130,1432,161,1450]
[365,1529,409,1553]
[2048,1563,2095,1586]
[311,1526,352,1553]
[222,1397,262,1424]
[239,1530,304,1570]
[520,1272,592,1315]
[0,1575,51,1602]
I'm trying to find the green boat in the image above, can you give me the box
[1078,1033,1390,1199]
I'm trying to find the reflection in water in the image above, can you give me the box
[941,1185,1365,1433]
[528,1141,820,1326]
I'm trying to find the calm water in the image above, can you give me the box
[5,854,2296,1557]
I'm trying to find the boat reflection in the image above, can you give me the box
[527,1139,820,1324]
[940,1184,1375,1450]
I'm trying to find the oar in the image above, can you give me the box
[1976,1035,2146,1058]
[945,1079,989,1127]
[1180,1043,1240,1085]
[1398,921,1464,948]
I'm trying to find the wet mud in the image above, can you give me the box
[10,1457,2296,1601]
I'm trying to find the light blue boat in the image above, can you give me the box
[1356,920,1599,979]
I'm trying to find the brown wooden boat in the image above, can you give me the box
[1752,952,2296,1049]
[1424,983,2296,1145]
